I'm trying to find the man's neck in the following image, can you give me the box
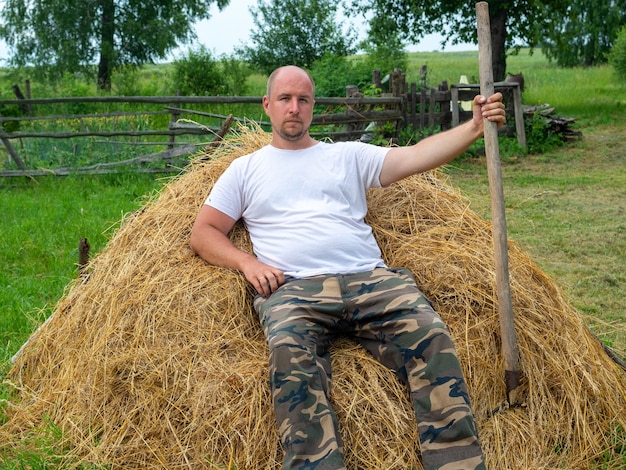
[270,134,318,150]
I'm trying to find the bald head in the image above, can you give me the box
[266,66,316,98]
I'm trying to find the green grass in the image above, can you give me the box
[445,120,626,348]
[0,173,167,362]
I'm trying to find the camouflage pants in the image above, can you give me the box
[254,267,485,470]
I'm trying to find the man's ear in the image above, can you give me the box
[262,96,270,116]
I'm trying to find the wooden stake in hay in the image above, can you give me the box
[476,0,521,405]
[2,126,626,469]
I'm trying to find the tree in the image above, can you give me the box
[347,0,569,82]
[0,0,230,90]
[609,26,626,79]
[538,0,626,67]
[241,0,356,75]
[360,13,408,75]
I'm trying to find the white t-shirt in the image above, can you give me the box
[205,141,390,278]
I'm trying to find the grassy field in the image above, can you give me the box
[403,49,625,122]
[1,49,625,466]
[448,122,626,349]
[0,174,168,363]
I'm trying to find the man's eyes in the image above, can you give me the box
[278,96,309,103]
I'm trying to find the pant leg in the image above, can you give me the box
[254,276,347,470]
[343,267,486,470]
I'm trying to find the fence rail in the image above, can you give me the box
[0,71,524,177]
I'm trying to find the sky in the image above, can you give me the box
[0,0,476,65]
[181,0,477,57]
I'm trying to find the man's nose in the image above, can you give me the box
[288,97,300,113]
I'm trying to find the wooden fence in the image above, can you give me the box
[0,70,525,177]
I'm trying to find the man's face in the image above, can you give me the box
[263,68,315,143]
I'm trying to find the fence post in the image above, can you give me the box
[0,130,27,170]
[168,91,180,151]
[510,83,526,148]
[78,238,90,275]
[438,81,451,131]
[419,88,426,130]
[390,69,407,138]
[12,84,32,115]
[451,85,460,127]
[372,70,382,90]
[409,82,417,129]
[344,85,365,141]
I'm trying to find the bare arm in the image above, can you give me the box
[379,93,506,186]
[189,205,284,296]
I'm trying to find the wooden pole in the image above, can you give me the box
[0,130,27,170]
[78,238,90,275]
[475,1,521,405]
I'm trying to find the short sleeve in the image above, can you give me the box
[204,159,245,221]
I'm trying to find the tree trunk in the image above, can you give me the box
[97,0,115,91]
[489,8,508,83]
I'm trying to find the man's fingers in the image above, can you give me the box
[254,270,284,296]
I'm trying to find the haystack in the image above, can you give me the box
[2,126,625,469]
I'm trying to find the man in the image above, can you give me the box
[190,65,506,470]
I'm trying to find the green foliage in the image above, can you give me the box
[458,111,567,160]
[113,66,153,96]
[309,54,371,97]
[609,26,626,80]
[0,0,230,89]
[219,55,253,96]
[361,46,407,81]
[309,49,407,100]
[241,0,356,75]
[522,113,565,155]
[0,100,20,133]
[172,47,251,96]
[173,46,227,96]
[347,0,569,81]
[1,66,99,102]
[348,0,562,51]
[464,113,565,159]
[538,0,626,67]
[2,49,617,174]
[359,9,408,74]
[365,122,398,146]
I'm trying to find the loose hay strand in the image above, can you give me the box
[2,125,625,469]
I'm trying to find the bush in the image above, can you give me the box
[609,26,626,80]
[111,65,173,96]
[523,112,565,155]
[309,54,371,97]
[172,47,251,96]
[172,46,228,96]
[219,55,251,96]
[0,100,21,132]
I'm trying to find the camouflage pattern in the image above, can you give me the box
[254,267,485,470]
